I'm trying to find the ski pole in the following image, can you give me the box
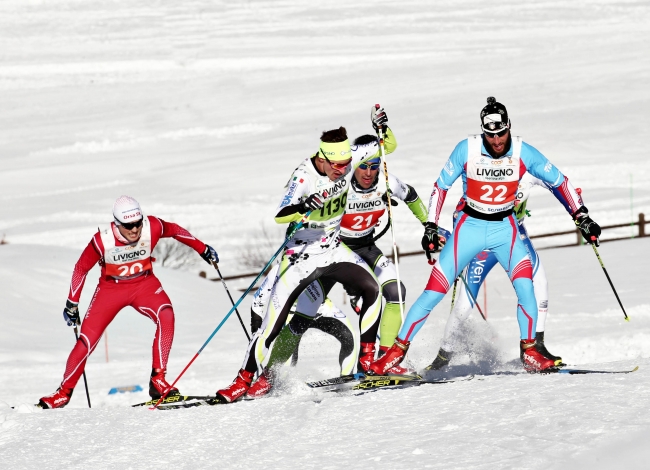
[591,243,629,321]
[375,104,406,322]
[449,278,458,312]
[211,261,251,341]
[151,211,312,409]
[73,325,92,408]
[457,273,487,321]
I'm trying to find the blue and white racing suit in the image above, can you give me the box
[398,135,583,343]
[439,172,573,352]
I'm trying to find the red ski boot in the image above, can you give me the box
[520,339,556,372]
[357,342,377,372]
[38,387,73,409]
[367,338,410,375]
[149,368,180,399]
[378,345,411,375]
[216,369,254,403]
[246,368,275,399]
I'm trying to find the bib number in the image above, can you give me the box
[480,184,508,202]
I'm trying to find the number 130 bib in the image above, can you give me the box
[465,135,523,214]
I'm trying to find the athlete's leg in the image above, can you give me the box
[519,223,549,332]
[354,244,405,348]
[488,215,537,340]
[440,251,498,352]
[310,315,356,375]
[398,214,488,342]
[131,276,174,370]
[61,282,127,389]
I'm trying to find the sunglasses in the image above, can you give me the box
[322,153,352,170]
[120,219,143,230]
[358,162,381,170]
[484,128,509,138]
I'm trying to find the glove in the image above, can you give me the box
[63,300,80,327]
[381,192,398,207]
[201,244,219,265]
[301,193,324,213]
[371,105,388,132]
[573,208,601,246]
[421,222,440,262]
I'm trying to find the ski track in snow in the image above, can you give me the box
[1,0,650,468]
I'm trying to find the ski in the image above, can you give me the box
[306,373,470,393]
[132,395,222,408]
[548,365,638,375]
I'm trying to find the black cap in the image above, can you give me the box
[480,97,510,133]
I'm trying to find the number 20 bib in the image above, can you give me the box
[465,135,523,214]
[100,218,153,279]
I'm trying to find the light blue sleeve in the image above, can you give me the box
[520,142,564,188]
[435,139,467,190]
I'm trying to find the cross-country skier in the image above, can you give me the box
[368,97,601,374]
[37,196,219,409]
[427,172,572,370]
[214,108,396,403]
[244,147,447,397]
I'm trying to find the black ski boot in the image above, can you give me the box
[535,332,564,367]
[425,348,454,371]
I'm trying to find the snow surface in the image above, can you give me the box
[1,0,650,468]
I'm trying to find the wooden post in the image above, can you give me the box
[638,213,645,237]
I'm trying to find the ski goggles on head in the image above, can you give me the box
[358,158,381,170]
[118,218,144,230]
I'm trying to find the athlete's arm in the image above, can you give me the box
[389,173,428,224]
[151,216,207,253]
[520,143,583,215]
[67,234,102,303]
[274,169,312,224]
[352,127,397,169]
[427,140,467,224]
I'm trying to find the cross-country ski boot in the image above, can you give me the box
[535,332,564,367]
[520,339,556,372]
[379,345,411,375]
[246,368,275,399]
[216,369,255,403]
[425,348,454,371]
[357,342,376,373]
[37,386,73,409]
[367,337,410,375]
[149,368,180,399]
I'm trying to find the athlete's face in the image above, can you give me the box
[354,165,379,189]
[483,129,510,157]
[317,157,351,181]
[117,220,143,243]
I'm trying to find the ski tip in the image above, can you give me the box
[625,316,631,322]
[631,366,639,372]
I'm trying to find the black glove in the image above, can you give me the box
[421,222,440,261]
[201,244,219,265]
[371,105,388,132]
[63,300,80,327]
[301,194,324,213]
[381,192,398,207]
[573,207,601,246]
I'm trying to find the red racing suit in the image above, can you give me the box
[60,215,206,389]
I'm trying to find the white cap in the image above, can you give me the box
[113,196,143,224]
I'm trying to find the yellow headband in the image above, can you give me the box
[319,139,351,162]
